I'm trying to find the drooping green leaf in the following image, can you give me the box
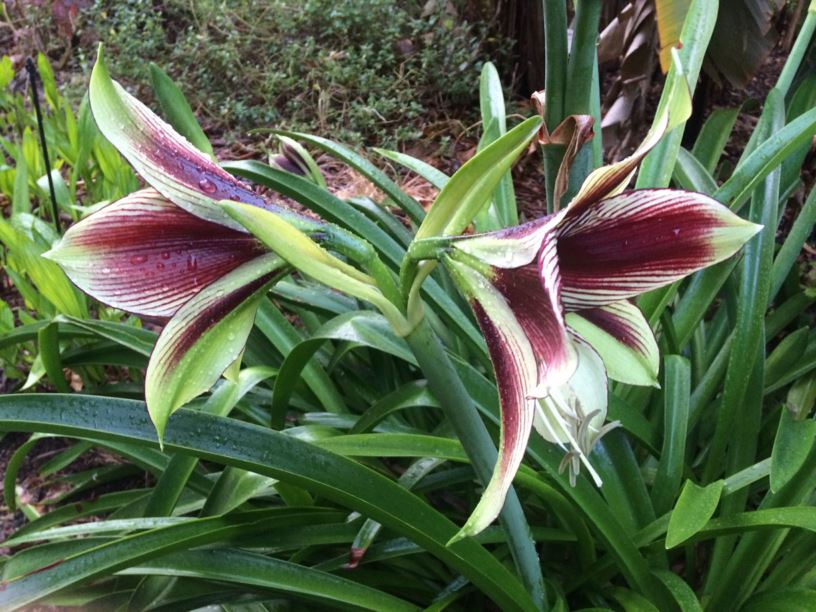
[0,394,537,611]
[122,548,419,611]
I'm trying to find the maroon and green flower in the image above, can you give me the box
[45,48,312,438]
[439,111,761,539]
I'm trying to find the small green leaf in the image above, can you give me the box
[787,372,816,419]
[666,479,724,548]
[373,148,449,189]
[770,409,816,493]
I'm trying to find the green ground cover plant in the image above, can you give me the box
[84,0,498,146]
[1,1,816,610]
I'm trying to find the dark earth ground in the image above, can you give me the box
[1,29,814,555]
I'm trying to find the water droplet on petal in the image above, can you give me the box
[160,251,171,260]
[198,178,217,194]
[229,194,241,201]
[156,262,165,270]
[130,254,148,265]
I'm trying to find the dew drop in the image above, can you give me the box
[130,254,148,265]
[198,178,217,194]
[186,255,198,272]
[156,262,165,270]
[160,251,171,260]
[102,267,111,274]
[229,194,241,201]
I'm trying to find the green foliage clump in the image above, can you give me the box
[90,0,497,146]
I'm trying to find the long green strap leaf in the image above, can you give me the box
[0,394,535,612]
[121,547,419,611]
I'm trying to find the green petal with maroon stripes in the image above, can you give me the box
[452,215,558,269]
[89,45,289,231]
[566,300,659,387]
[145,253,286,441]
[44,189,264,318]
[556,189,762,310]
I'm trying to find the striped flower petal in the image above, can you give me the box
[89,46,287,230]
[44,189,264,318]
[566,300,659,387]
[556,189,762,309]
[445,253,575,540]
[452,215,559,270]
[566,110,669,213]
[445,257,538,540]
[146,253,286,440]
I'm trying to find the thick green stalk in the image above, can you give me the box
[542,0,568,212]
[564,0,601,114]
[405,318,546,610]
[563,0,602,202]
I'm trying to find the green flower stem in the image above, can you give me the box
[404,318,546,610]
[542,0,568,212]
[321,225,403,309]
[563,0,602,203]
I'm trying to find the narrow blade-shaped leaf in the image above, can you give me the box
[416,116,542,240]
[148,62,215,159]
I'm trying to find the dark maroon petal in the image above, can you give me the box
[46,189,265,317]
[492,237,574,387]
[556,189,761,308]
